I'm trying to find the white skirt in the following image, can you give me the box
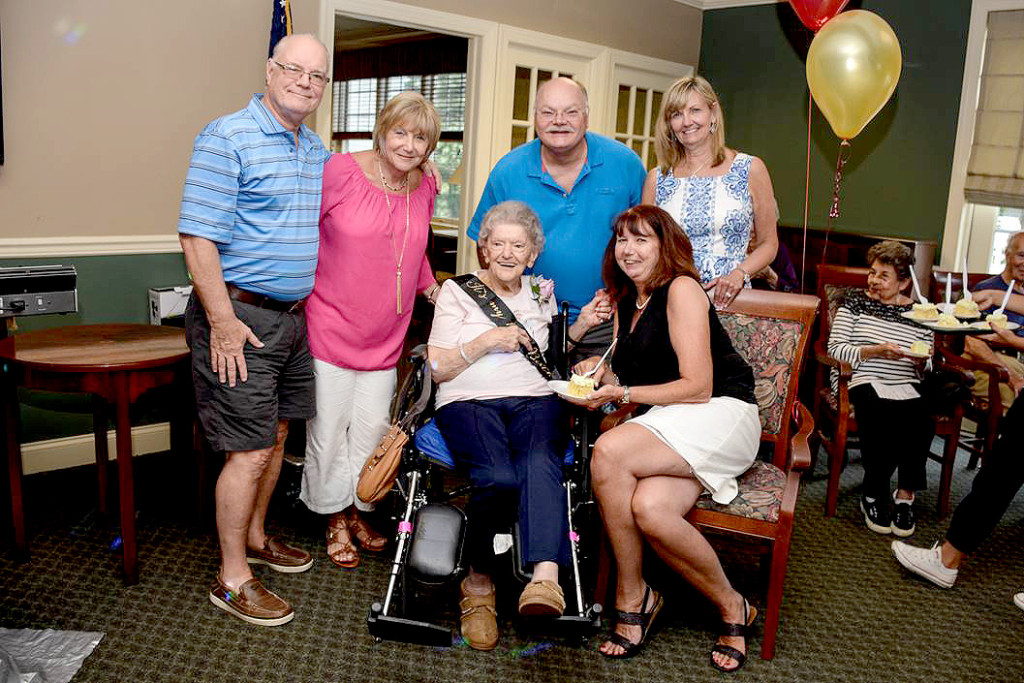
[628,396,760,504]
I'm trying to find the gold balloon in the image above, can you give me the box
[806,10,902,140]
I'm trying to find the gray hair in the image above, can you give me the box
[866,240,914,280]
[1006,231,1024,256]
[476,201,545,266]
[271,33,329,63]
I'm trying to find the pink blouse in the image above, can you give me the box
[306,153,436,371]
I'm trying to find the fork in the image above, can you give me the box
[582,338,618,378]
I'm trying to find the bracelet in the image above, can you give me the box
[735,265,751,285]
[458,343,472,364]
[567,334,582,346]
[618,385,631,405]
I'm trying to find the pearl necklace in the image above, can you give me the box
[378,156,411,315]
[635,293,651,310]
[378,156,409,191]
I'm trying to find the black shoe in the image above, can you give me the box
[860,496,891,535]
[891,501,915,537]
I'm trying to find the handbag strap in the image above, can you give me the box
[452,274,558,381]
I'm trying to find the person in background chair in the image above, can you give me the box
[826,241,934,538]
[575,205,760,671]
[892,326,1024,614]
[178,34,330,627]
[427,201,608,651]
[962,231,1024,409]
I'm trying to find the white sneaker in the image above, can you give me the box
[1014,593,1024,612]
[891,541,958,588]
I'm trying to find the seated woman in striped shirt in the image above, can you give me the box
[827,240,934,538]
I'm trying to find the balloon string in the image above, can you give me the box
[801,90,812,294]
[822,139,852,264]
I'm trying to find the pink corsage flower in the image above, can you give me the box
[530,274,555,306]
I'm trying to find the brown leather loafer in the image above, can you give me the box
[209,577,294,626]
[518,579,566,617]
[459,578,498,651]
[246,536,313,573]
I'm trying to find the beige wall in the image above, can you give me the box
[0,0,319,242]
[0,0,698,244]
[401,0,702,64]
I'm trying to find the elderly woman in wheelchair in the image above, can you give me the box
[573,205,760,671]
[426,200,610,651]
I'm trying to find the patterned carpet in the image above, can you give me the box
[2,442,1023,683]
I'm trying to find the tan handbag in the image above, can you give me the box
[356,424,409,504]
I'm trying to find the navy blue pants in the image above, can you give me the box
[946,393,1024,554]
[435,395,568,574]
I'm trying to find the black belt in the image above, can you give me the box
[227,284,306,313]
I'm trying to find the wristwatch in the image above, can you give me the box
[618,385,631,405]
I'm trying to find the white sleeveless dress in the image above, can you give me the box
[655,153,754,285]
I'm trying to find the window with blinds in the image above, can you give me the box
[966,9,1024,208]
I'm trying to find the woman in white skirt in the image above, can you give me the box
[574,205,760,672]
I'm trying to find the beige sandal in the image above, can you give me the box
[326,517,359,569]
[347,512,388,553]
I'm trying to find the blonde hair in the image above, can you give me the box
[373,91,442,158]
[654,75,726,173]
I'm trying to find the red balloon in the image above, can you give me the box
[788,0,850,31]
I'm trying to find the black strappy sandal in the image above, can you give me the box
[710,597,758,673]
[600,586,664,659]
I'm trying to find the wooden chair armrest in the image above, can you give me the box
[599,403,637,432]
[788,401,814,472]
[938,353,1010,384]
[814,340,853,380]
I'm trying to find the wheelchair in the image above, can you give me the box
[367,308,604,647]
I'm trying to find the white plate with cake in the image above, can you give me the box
[902,341,932,359]
[549,376,595,404]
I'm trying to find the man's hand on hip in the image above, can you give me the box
[209,316,264,387]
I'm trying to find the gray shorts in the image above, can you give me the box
[185,294,315,452]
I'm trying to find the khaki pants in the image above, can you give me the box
[971,352,1024,412]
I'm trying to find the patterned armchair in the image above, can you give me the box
[813,264,964,519]
[595,289,819,660]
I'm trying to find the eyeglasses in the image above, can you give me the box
[485,240,531,255]
[536,107,586,124]
[272,60,328,88]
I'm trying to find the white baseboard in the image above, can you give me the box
[20,422,171,475]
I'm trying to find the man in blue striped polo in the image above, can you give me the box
[178,33,330,627]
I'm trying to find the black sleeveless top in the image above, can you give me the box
[610,283,756,411]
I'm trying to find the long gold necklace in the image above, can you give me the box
[379,157,411,315]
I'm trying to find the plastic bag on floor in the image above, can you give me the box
[0,629,103,683]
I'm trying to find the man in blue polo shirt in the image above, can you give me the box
[178,33,330,627]
[468,77,646,356]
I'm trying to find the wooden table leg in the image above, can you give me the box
[113,371,138,585]
[3,361,27,561]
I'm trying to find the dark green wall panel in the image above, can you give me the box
[700,0,971,244]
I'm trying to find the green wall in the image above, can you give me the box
[700,0,971,245]
[2,253,189,441]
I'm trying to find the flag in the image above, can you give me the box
[269,0,292,57]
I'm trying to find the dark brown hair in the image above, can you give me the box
[865,240,914,280]
[601,205,701,304]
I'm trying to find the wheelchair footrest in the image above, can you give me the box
[368,603,454,647]
[407,503,466,584]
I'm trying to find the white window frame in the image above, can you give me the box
[941,0,1024,270]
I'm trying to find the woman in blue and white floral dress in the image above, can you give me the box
[642,75,779,309]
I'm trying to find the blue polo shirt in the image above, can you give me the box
[178,94,330,301]
[974,275,1024,336]
[467,132,646,319]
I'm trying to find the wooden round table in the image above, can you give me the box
[2,324,192,584]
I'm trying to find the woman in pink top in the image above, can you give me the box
[301,92,441,569]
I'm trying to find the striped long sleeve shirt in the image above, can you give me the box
[827,290,933,394]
